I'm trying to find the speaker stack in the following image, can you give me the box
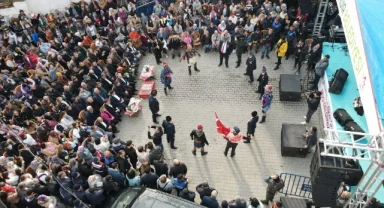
[279,74,302,101]
[310,143,363,207]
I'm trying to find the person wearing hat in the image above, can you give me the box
[184,44,201,76]
[261,174,285,205]
[160,62,173,96]
[223,126,243,157]
[256,66,269,99]
[243,111,259,143]
[190,124,209,156]
[260,85,273,123]
[244,51,257,83]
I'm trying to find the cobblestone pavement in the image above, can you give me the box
[116,49,323,203]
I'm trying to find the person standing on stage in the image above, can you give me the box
[160,62,173,96]
[223,126,243,157]
[190,124,209,156]
[260,85,273,123]
[148,90,161,124]
[185,44,201,76]
[218,37,233,68]
[162,116,177,149]
[273,37,288,70]
[301,91,321,124]
[310,55,330,90]
[243,111,259,143]
[256,66,269,100]
[244,51,257,83]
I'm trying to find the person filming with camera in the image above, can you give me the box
[302,91,322,124]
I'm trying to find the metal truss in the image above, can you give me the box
[319,128,384,208]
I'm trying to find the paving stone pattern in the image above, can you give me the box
[117,49,323,203]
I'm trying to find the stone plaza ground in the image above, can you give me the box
[116,49,323,204]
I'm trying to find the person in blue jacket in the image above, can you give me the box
[160,61,173,96]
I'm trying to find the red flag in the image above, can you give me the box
[215,112,231,136]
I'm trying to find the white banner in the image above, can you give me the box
[318,75,338,140]
[336,0,381,134]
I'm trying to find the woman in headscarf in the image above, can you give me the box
[260,85,273,123]
[217,21,226,34]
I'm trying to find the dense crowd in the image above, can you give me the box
[0,0,335,207]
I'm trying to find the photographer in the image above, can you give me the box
[301,91,322,124]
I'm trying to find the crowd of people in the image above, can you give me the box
[0,0,336,207]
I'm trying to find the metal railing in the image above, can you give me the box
[279,173,312,199]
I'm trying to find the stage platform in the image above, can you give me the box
[322,42,368,135]
[320,42,381,196]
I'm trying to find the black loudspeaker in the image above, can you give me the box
[333,108,353,126]
[334,68,349,83]
[329,68,349,94]
[311,182,338,207]
[344,121,365,140]
[279,74,302,101]
[281,123,308,158]
[310,143,363,207]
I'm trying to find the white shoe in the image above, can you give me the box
[301,121,307,125]
[303,116,307,119]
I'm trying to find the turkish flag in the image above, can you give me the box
[215,112,230,136]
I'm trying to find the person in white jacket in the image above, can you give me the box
[157,175,174,194]
[94,136,110,153]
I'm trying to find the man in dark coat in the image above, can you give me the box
[162,116,177,149]
[256,66,269,100]
[124,140,138,169]
[148,90,161,124]
[196,182,216,200]
[218,38,233,68]
[293,39,308,71]
[235,34,247,68]
[140,166,159,189]
[200,190,219,208]
[243,111,259,143]
[85,187,105,206]
[169,159,188,178]
[244,51,257,83]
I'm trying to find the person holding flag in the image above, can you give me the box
[215,112,242,157]
[223,126,243,157]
